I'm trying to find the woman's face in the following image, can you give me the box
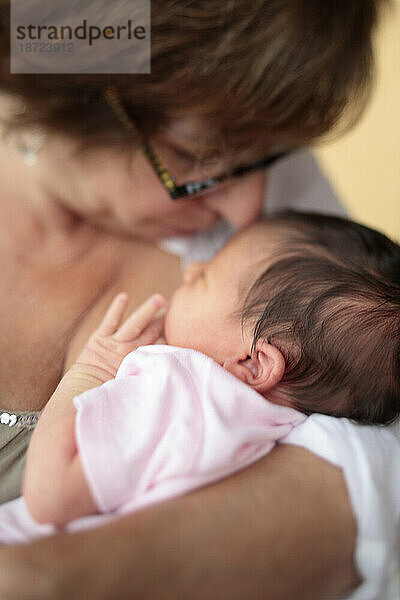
[43,116,267,239]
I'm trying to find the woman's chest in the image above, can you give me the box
[0,237,181,411]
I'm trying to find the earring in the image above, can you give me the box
[17,129,45,166]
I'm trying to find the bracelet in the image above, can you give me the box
[0,411,40,429]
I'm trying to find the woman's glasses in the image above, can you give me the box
[104,87,290,201]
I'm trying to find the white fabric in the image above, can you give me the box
[161,152,400,600]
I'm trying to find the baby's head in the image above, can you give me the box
[165,211,400,425]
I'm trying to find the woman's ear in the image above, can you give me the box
[223,341,285,394]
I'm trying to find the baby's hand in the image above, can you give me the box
[75,293,166,383]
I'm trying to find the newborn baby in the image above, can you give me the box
[0,211,399,541]
[166,210,399,424]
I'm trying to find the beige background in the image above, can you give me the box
[315,0,400,242]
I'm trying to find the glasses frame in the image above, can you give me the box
[104,87,290,201]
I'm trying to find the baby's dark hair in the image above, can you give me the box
[241,212,400,425]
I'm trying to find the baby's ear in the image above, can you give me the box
[223,340,285,394]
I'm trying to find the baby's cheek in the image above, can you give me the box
[164,297,182,346]
[164,293,195,349]
[163,306,174,344]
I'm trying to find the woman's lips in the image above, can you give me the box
[162,227,199,237]
[155,211,220,238]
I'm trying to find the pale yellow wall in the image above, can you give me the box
[315,0,400,242]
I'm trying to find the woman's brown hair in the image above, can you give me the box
[0,0,389,154]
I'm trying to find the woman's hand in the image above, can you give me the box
[75,293,166,384]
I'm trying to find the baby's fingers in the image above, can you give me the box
[114,294,165,342]
[133,317,165,347]
[96,293,128,336]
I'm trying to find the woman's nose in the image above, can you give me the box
[183,261,208,283]
[202,171,267,229]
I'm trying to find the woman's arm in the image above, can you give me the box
[0,445,360,600]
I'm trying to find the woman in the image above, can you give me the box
[0,1,398,599]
